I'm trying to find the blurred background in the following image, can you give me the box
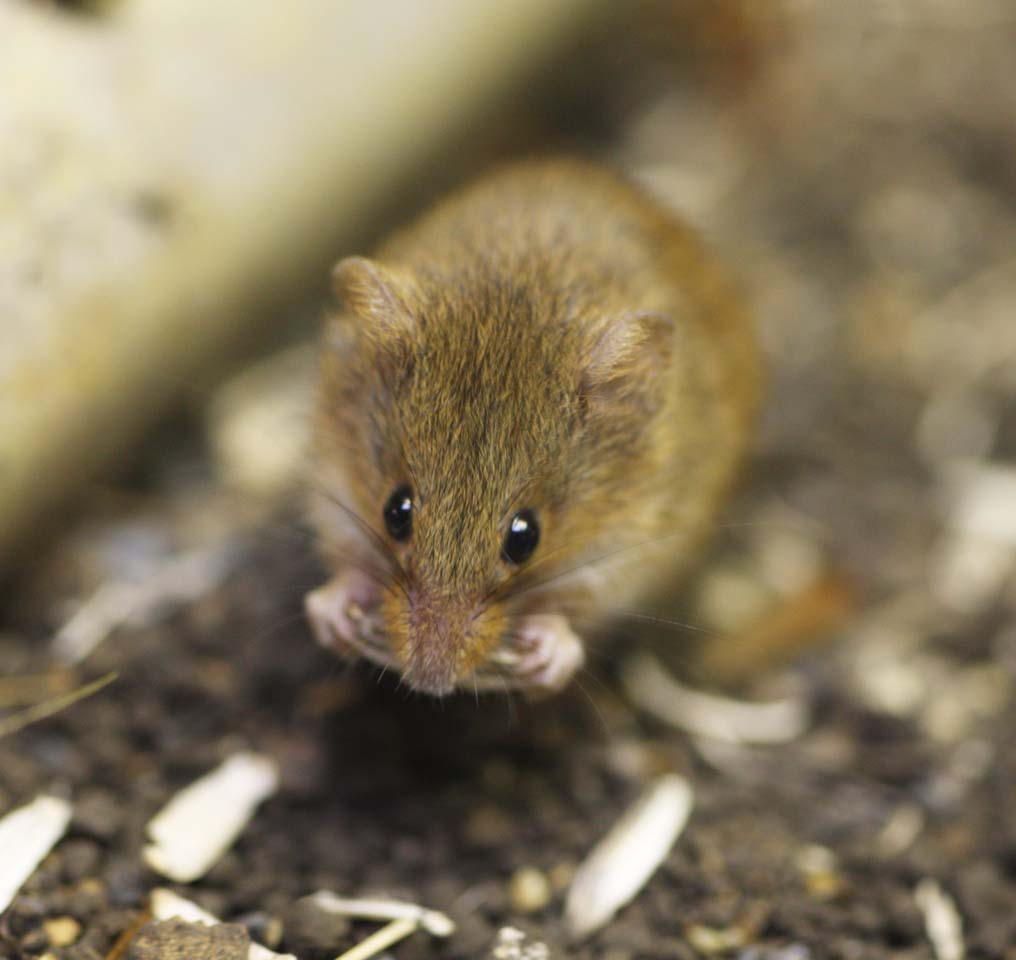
[1,1,1015,957]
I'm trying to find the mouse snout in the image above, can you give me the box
[382,586,504,696]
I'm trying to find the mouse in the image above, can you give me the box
[305,158,761,697]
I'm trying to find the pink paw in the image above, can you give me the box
[512,614,586,696]
[304,568,381,659]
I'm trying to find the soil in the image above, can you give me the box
[1,375,1014,960]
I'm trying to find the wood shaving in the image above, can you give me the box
[564,773,693,940]
[621,652,809,744]
[53,544,237,665]
[310,890,455,937]
[915,879,965,960]
[143,751,278,883]
[0,794,72,915]
[332,917,417,960]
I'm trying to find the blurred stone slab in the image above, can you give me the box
[0,0,605,566]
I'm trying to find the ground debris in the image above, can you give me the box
[621,653,808,745]
[150,890,296,960]
[143,752,278,883]
[125,918,250,960]
[489,926,553,960]
[0,794,72,914]
[0,671,117,739]
[915,879,965,960]
[564,774,693,940]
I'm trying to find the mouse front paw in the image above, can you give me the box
[511,614,586,697]
[304,568,382,660]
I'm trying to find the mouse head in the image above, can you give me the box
[311,255,674,694]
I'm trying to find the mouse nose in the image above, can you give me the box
[401,590,469,695]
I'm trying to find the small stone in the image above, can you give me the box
[44,916,82,947]
[795,845,845,900]
[509,867,552,913]
[66,877,108,916]
[126,919,249,960]
[686,924,746,954]
[233,911,284,949]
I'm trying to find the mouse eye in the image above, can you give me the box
[502,509,539,565]
[383,485,413,541]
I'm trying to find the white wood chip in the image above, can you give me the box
[564,773,693,940]
[0,794,72,915]
[310,890,455,937]
[53,544,237,665]
[915,879,965,960]
[621,653,809,745]
[945,462,1016,545]
[144,751,278,883]
[333,917,417,960]
[151,888,297,960]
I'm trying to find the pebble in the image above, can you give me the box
[509,867,552,913]
[65,878,108,917]
[234,911,284,949]
[44,916,82,947]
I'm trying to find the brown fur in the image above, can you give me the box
[309,158,761,693]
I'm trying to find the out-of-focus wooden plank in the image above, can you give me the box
[0,0,606,567]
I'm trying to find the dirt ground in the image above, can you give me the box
[1,351,1014,960]
[3,4,1016,959]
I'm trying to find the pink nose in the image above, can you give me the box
[402,596,464,695]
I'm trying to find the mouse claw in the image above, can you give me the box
[511,614,585,698]
[304,568,379,658]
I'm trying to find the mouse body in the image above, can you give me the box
[306,159,760,696]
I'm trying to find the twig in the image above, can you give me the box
[0,672,117,739]
[104,909,153,960]
[333,918,417,960]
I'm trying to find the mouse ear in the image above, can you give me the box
[331,256,417,344]
[581,311,674,412]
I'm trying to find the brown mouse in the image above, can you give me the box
[305,159,761,697]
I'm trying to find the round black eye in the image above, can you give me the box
[383,486,413,541]
[503,510,540,565]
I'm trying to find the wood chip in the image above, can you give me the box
[915,879,965,960]
[945,461,1016,545]
[0,672,117,740]
[0,794,72,915]
[875,804,925,858]
[143,752,278,883]
[621,653,809,744]
[564,773,693,941]
[310,890,455,937]
[150,889,296,960]
[332,917,417,960]
[53,545,237,665]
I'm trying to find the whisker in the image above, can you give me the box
[570,673,612,738]
[306,477,411,600]
[503,528,697,602]
[611,610,719,638]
